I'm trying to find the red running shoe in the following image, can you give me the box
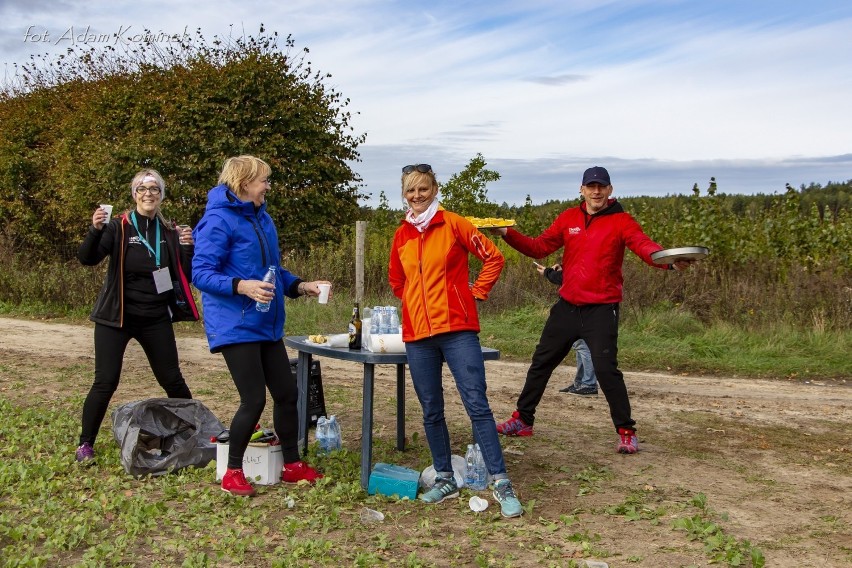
[281,461,324,484]
[617,428,639,454]
[496,410,534,437]
[221,468,256,496]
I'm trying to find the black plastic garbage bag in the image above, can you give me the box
[111,398,224,477]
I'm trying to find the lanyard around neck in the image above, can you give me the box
[130,211,161,267]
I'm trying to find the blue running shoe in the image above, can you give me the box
[419,475,459,504]
[492,479,523,518]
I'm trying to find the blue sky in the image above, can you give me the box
[2,0,851,207]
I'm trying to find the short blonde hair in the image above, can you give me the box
[401,169,438,203]
[218,155,272,198]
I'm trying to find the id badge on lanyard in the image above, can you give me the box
[153,267,173,294]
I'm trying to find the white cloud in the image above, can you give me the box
[2,0,850,205]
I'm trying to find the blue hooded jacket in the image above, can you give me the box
[192,184,301,351]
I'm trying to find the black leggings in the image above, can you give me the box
[219,340,300,468]
[80,315,192,446]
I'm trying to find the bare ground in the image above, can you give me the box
[0,317,850,567]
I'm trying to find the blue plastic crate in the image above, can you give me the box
[367,463,420,500]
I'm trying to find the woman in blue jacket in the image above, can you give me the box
[193,155,331,496]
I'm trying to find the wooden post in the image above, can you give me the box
[355,221,365,303]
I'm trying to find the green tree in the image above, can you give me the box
[438,153,500,216]
[0,26,366,256]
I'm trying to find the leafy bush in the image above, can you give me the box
[0,26,365,257]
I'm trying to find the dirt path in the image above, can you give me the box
[1,317,850,567]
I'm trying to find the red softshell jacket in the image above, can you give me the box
[503,199,667,306]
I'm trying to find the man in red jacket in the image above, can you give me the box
[492,166,693,453]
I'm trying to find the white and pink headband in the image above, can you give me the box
[132,174,165,199]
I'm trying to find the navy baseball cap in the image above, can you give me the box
[582,166,611,186]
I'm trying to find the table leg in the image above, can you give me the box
[296,352,312,457]
[396,364,405,451]
[361,362,375,491]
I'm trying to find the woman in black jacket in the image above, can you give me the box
[75,169,198,463]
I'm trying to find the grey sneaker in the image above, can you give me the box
[419,475,459,504]
[559,384,598,396]
[492,479,523,518]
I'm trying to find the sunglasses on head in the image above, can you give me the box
[402,164,432,174]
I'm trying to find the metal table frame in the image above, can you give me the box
[283,336,500,490]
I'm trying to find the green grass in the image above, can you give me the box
[3,350,845,566]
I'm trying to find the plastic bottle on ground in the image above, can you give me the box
[327,415,341,451]
[471,443,488,490]
[316,416,331,454]
[464,443,477,488]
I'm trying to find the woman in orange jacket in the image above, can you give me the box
[388,164,522,518]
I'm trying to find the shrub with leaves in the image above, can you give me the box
[0,26,366,257]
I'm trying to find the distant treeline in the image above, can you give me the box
[365,178,851,270]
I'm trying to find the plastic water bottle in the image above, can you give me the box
[472,443,488,490]
[464,444,478,489]
[327,415,341,451]
[370,307,380,335]
[316,415,341,454]
[316,416,330,453]
[381,305,394,334]
[388,306,400,334]
[255,265,276,312]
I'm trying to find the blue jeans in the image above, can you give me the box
[405,331,508,480]
[572,339,598,389]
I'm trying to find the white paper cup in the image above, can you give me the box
[177,224,191,245]
[469,496,488,512]
[100,204,113,219]
[317,283,331,304]
[326,334,348,348]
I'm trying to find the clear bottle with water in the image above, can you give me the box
[316,415,341,454]
[472,443,488,490]
[464,443,478,488]
[375,306,384,334]
[255,265,276,312]
[327,415,341,451]
[370,307,380,335]
[379,305,393,334]
[388,306,400,334]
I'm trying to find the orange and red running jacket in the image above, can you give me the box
[389,207,505,343]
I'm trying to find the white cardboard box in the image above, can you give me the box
[215,443,284,485]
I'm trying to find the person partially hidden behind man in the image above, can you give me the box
[536,262,598,396]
